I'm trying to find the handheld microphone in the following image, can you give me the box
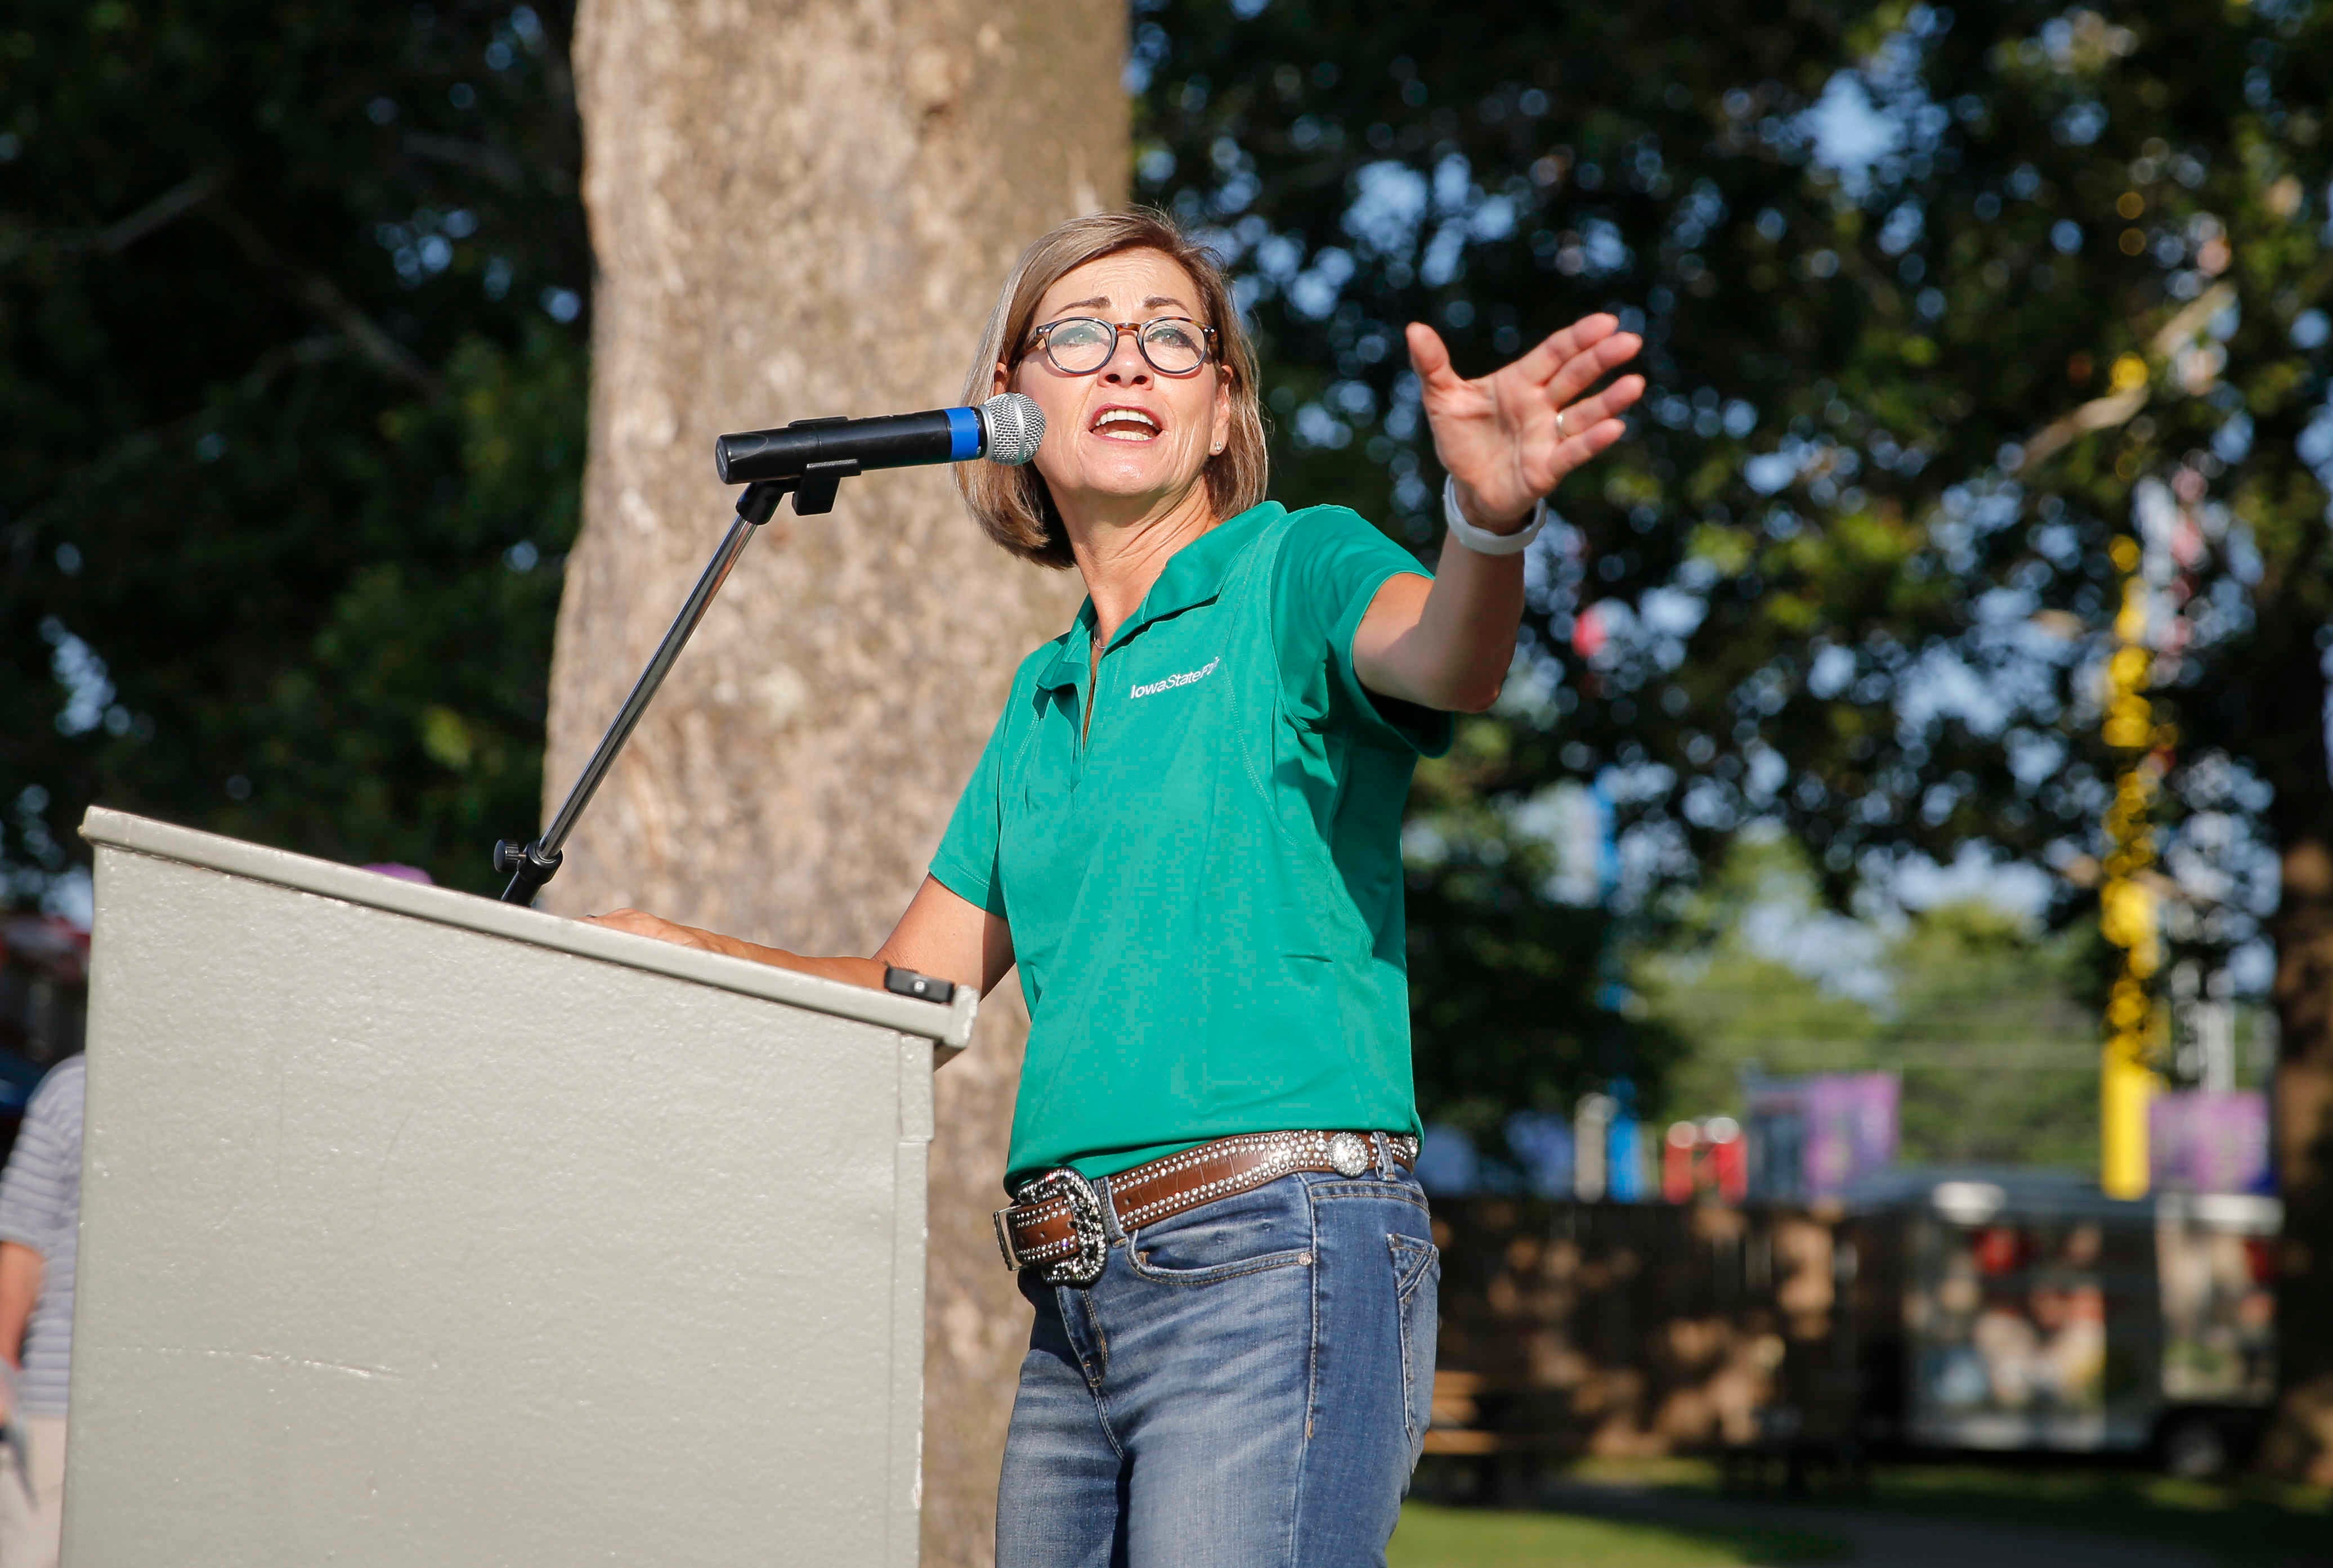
[714,392,1044,485]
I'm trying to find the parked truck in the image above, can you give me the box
[1839,1168,2277,1475]
[1422,1168,2279,1488]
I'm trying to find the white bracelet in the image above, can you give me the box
[1441,476,1547,556]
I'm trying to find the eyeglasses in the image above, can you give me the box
[1026,316,1217,377]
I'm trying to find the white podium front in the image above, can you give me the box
[69,808,973,1568]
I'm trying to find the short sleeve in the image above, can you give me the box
[1271,507,1454,756]
[929,702,1013,917]
[0,1059,82,1256]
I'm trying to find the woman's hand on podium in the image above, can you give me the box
[586,908,725,952]
[584,908,893,992]
[584,876,1010,1005]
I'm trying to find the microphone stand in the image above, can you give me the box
[494,451,860,905]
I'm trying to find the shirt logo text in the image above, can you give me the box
[1130,657,1220,700]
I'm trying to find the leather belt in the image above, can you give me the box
[994,1129,1419,1287]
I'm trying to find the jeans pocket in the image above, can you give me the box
[1127,1184,1314,1285]
[1389,1234,1440,1467]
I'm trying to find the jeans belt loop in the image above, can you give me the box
[1370,1130,1391,1179]
[1091,1173,1120,1244]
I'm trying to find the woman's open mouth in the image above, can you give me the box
[1090,406,1162,442]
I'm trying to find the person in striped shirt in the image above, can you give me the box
[0,1055,84,1568]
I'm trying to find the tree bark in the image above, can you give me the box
[2267,834,2333,1484]
[557,5,1123,1560]
[2254,613,2333,1484]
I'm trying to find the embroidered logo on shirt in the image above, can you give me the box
[1129,657,1220,700]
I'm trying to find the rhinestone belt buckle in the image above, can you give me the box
[1007,1167,1110,1288]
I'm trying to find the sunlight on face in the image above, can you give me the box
[998,248,1233,525]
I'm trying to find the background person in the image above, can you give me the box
[592,208,1642,1565]
[0,1054,85,1568]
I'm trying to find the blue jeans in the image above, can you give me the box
[993,1164,1440,1568]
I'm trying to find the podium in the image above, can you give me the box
[68,808,974,1567]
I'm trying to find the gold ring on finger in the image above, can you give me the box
[1556,407,1569,439]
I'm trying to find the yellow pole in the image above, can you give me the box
[2099,536,2165,1198]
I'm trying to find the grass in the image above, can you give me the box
[1557,1455,2333,1566]
[1389,1502,1851,1567]
[1855,1459,2333,1565]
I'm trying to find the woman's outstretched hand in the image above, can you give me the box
[1407,315,1645,532]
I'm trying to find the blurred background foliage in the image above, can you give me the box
[1129,0,2331,1140]
[2,0,590,897]
[1634,832,2133,1170]
[4,0,2331,1142]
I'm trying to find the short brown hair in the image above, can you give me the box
[957,209,1268,570]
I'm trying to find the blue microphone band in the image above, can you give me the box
[944,405,983,462]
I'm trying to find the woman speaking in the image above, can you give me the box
[594,209,1642,1565]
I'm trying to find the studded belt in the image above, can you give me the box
[993,1129,1419,1287]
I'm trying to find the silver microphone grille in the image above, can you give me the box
[979,393,1045,466]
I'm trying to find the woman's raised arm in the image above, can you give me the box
[589,874,1014,1000]
[1354,313,1643,713]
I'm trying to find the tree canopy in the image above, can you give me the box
[1132,0,2330,1117]
[1635,834,2133,1170]
[2,1,590,899]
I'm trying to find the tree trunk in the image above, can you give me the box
[2267,833,2333,1484]
[2254,615,2333,1484]
[557,5,1123,1561]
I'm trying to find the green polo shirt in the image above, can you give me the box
[930,501,1451,1192]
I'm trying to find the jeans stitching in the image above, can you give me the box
[1085,1384,1128,1462]
[1074,1283,1110,1379]
[1061,1285,1128,1461]
[1389,1235,1435,1306]
[1388,1235,1439,1458]
[1283,1178,1326,1568]
[1308,1184,1430,1212]
[1123,1246,1313,1287]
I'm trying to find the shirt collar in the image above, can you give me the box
[1035,603,1097,693]
[1033,503,1282,693]
[1127,502,1279,638]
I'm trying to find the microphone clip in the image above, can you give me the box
[730,416,864,519]
[791,458,861,517]
[735,456,859,526]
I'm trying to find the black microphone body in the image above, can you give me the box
[714,394,1042,486]
[715,407,972,486]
